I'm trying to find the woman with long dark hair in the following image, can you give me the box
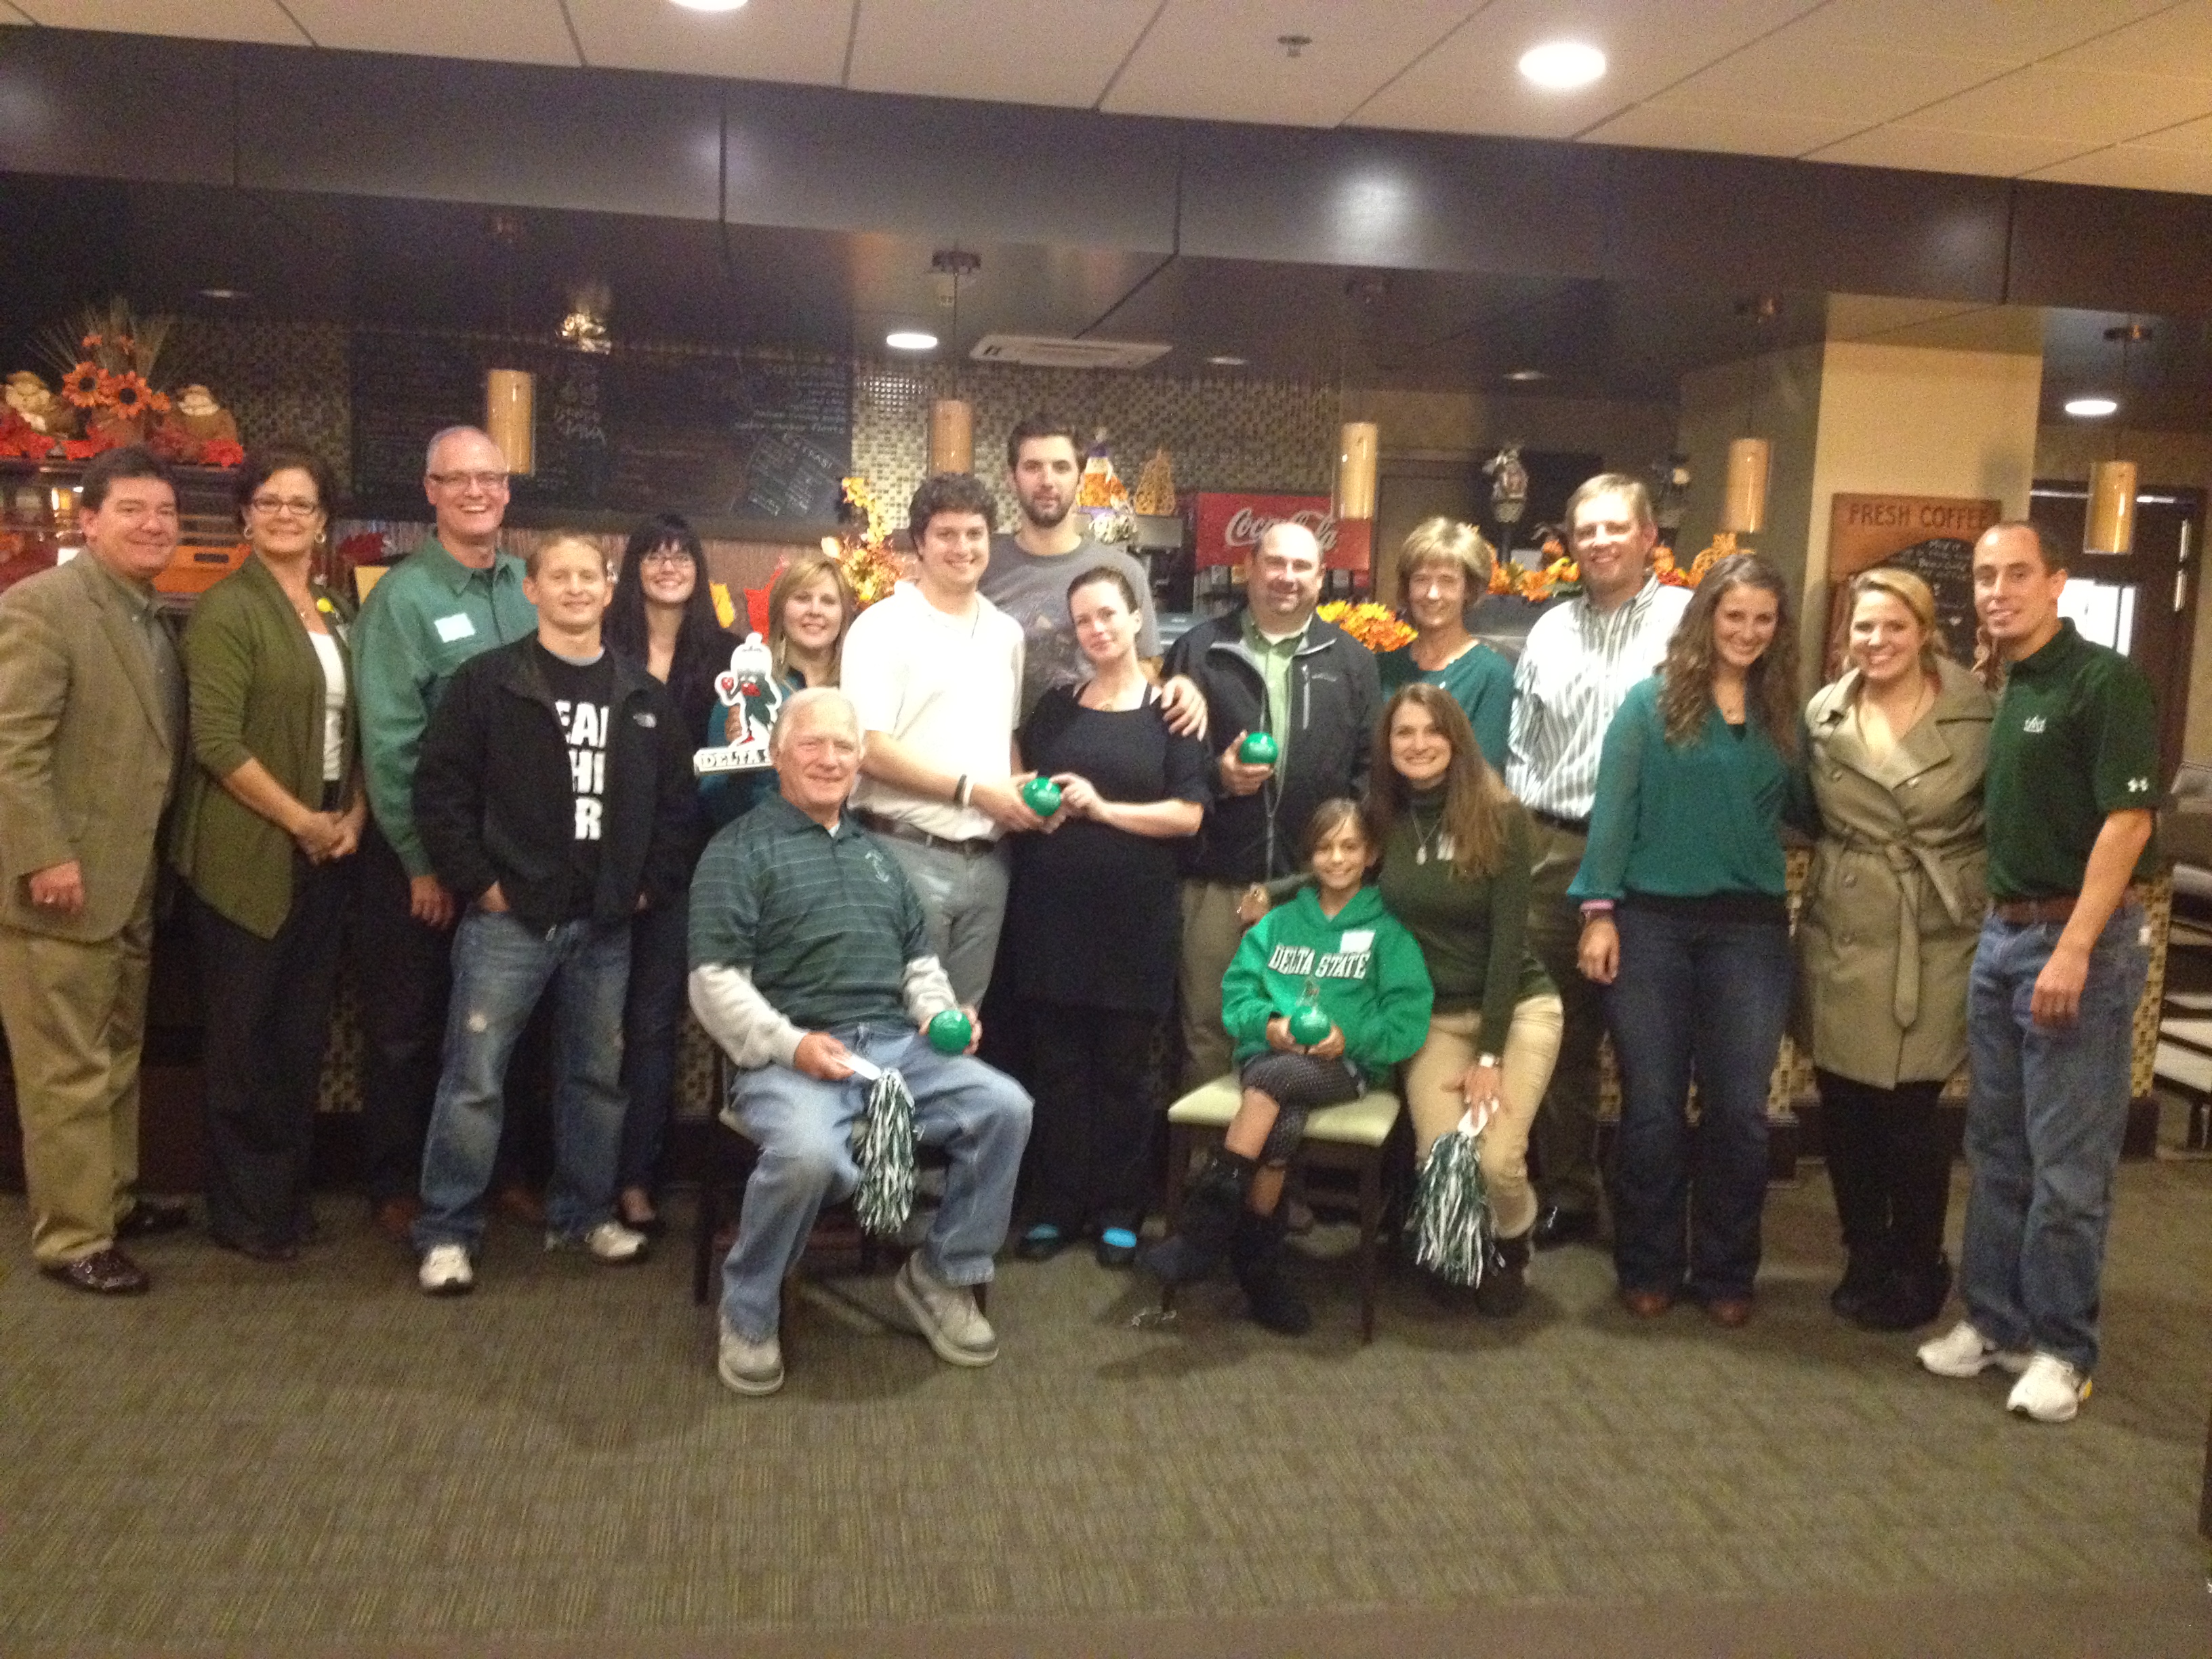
[604,514,725,1233]
[1570,552,1800,1326]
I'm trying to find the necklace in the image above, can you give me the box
[1411,807,1454,865]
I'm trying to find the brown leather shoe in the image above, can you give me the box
[372,1196,422,1242]
[1705,1296,1755,1328]
[116,1199,192,1239]
[492,1184,546,1226]
[42,1247,150,1294]
[1620,1287,1675,1319]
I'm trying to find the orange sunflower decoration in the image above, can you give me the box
[61,361,109,408]
[104,373,170,419]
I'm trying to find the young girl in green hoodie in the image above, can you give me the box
[1142,799,1433,1332]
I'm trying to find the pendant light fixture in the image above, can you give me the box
[2085,321,2148,556]
[484,211,535,476]
[926,249,980,474]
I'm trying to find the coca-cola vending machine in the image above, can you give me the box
[1185,492,1365,615]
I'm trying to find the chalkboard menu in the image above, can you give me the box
[350,331,851,523]
[1823,493,2002,676]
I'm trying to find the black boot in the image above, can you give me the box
[1139,1151,1252,1286]
[1828,1252,1891,1321]
[1473,1229,1532,1318]
[1230,1207,1311,1335]
[1856,1254,1952,1332]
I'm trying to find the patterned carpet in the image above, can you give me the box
[1,1159,2207,1658]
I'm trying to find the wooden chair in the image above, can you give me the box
[1159,1075,1406,1343]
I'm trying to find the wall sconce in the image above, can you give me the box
[1721,437,1770,535]
[2085,459,2137,555]
[485,369,535,477]
[928,398,974,474]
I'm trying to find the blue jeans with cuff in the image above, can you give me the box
[718,1023,1031,1342]
[414,909,631,1252]
[1959,901,2147,1374]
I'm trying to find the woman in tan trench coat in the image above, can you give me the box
[1798,567,1993,1332]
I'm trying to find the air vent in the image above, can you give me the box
[970,334,1171,371]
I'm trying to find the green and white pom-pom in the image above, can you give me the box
[1411,1109,1493,1288]
[851,1067,920,1237]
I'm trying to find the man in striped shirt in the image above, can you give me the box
[1504,474,1692,1249]
[689,688,1031,1397]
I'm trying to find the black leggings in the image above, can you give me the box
[1239,1052,1363,1165]
[1816,1068,1951,1277]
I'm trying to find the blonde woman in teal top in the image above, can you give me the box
[1569,552,1801,1328]
[1374,517,1514,771]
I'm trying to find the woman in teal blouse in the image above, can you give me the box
[1569,552,1800,1326]
[1375,518,1515,771]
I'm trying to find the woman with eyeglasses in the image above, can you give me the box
[171,443,363,1261]
[603,514,731,1235]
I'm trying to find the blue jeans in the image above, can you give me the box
[415,909,632,1251]
[1959,901,2148,1373]
[718,1023,1031,1341]
[1604,904,1793,1302]
[615,888,690,1195]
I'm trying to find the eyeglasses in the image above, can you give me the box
[639,548,693,569]
[249,495,322,518]
[426,470,510,492]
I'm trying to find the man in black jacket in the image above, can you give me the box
[1162,521,1378,1086]
[409,534,694,1294]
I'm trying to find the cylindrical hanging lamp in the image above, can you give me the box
[485,369,536,476]
[2085,459,2137,555]
[928,398,974,474]
[1721,437,1770,535]
[1335,422,1378,520]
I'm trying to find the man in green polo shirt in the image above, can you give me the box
[689,687,1031,1397]
[1919,520,2156,1424]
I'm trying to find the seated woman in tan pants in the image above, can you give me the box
[1249,684,1563,1313]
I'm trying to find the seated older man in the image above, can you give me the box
[688,687,1032,1396]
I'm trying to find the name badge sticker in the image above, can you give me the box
[1339,929,1374,951]
[434,613,477,644]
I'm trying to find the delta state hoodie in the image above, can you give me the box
[1221,882,1433,1073]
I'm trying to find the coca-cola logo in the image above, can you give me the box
[1223,506,1338,553]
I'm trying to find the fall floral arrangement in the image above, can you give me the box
[1483,529,1724,603]
[825,474,907,609]
[1316,600,1416,653]
[0,299,244,468]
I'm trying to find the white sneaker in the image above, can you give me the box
[417,1243,474,1296]
[894,1254,998,1367]
[1917,1319,2030,1378]
[2007,1353,2091,1423]
[544,1221,649,1263]
[716,1321,785,1397]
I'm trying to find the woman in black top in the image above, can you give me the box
[602,514,726,1233]
[1004,566,1208,1267]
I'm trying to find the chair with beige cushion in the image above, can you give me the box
[1160,1076,1406,1343]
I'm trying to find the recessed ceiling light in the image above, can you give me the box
[198,287,248,301]
[1503,368,1547,382]
[1206,354,1248,367]
[2064,395,2118,417]
[885,330,939,352]
[1518,40,1606,90]
[670,0,748,11]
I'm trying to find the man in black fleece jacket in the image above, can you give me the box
[407,534,694,1294]
[1161,522,1378,1087]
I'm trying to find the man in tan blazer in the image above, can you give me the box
[0,446,190,1292]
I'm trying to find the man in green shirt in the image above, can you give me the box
[352,426,538,1233]
[1919,521,2156,1424]
[689,688,1031,1397]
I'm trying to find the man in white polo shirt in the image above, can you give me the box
[842,472,1046,1005]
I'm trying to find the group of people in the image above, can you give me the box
[0,419,2158,1427]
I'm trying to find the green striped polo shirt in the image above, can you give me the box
[688,791,931,1032]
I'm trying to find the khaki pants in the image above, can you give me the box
[0,907,153,1265]
[1178,879,1252,1092]
[1403,994,1564,1241]
[1523,818,1606,1218]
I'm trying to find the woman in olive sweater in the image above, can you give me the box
[1570,552,1799,1326]
[171,445,364,1261]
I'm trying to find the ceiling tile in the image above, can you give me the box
[1582,102,1857,158]
[2129,110,2212,152]
[13,0,304,41]
[283,0,577,66]
[1889,62,2212,144]
[2045,0,2212,81]
[1102,0,1478,128]
[1350,0,1822,142]
[2029,144,2212,192]
[1757,0,2171,64]
[567,0,850,84]
[1648,40,2009,126]
[1809,125,2094,177]
[846,0,1153,106]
